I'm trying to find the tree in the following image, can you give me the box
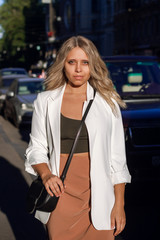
[0,0,30,64]
[0,0,46,68]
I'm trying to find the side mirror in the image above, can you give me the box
[7,91,14,98]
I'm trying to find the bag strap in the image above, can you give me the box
[61,89,96,182]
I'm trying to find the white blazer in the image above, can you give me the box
[25,82,131,230]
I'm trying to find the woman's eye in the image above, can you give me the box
[83,61,89,65]
[67,60,89,65]
[68,60,75,64]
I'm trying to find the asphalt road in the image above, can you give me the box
[0,115,159,240]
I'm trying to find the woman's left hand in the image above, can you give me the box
[110,203,126,236]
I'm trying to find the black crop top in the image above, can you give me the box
[61,114,89,154]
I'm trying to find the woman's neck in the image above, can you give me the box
[65,82,87,94]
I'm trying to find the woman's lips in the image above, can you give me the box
[74,75,83,79]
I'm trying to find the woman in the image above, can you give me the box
[25,36,131,240]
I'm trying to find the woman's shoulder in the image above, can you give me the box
[37,86,64,101]
[37,89,54,98]
[96,92,121,117]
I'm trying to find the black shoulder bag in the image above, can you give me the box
[26,90,96,214]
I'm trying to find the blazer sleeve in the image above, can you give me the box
[25,93,50,176]
[110,101,131,185]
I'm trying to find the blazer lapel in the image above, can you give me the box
[47,85,66,175]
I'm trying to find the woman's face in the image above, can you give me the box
[64,47,90,88]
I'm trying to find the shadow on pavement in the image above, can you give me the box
[0,156,47,240]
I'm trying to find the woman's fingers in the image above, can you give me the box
[45,183,54,196]
[114,218,126,236]
[111,205,126,236]
[43,175,65,197]
[56,177,65,193]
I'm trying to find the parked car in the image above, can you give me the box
[0,67,28,78]
[3,77,44,127]
[0,74,28,113]
[28,68,42,78]
[103,56,160,181]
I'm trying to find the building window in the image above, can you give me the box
[92,0,99,13]
[64,0,72,29]
[106,0,112,21]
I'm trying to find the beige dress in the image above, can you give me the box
[47,152,114,240]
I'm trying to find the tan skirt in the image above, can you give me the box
[47,153,114,240]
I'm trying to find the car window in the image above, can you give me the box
[1,78,16,87]
[18,81,44,95]
[106,62,160,97]
[2,69,27,75]
[31,69,41,75]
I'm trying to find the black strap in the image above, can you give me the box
[61,90,96,182]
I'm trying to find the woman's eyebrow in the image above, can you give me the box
[67,58,89,61]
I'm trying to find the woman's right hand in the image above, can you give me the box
[42,173,65,197]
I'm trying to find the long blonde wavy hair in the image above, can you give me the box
[45,36,126,115]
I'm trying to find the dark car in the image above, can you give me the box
[0,67,28,77]
[103,56,160,181]
[28,68,42,78]
[0,74,28,113]
[3,77,44,127]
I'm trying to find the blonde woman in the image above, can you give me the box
[25,36,131,240]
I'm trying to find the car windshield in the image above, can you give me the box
[31,69,41,74]
[18,81,44,95]
[106,61,160,98]
[2,69,26,75]
[1,78,16,87]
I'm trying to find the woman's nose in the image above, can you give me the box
[75,62,81,72]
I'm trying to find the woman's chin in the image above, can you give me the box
[68,81,87,88]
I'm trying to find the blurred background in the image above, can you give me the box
[0,0,160,71]
[0,1,160,240]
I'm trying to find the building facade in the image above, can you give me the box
[51,0,160,57]
[114,0,160,56]
[54,0,114,56]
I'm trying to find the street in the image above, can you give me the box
[0,116,47,240]
[0,0,160,239]
[0,115,160,240]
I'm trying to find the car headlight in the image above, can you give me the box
[0,94,6,100]
[21,103,33,110]
[21,103,27,110]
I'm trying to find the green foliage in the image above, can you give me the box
[0,0,46,67]
[0,0,30,56]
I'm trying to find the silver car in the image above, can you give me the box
[4,77,44,127]
[0,74,28,113]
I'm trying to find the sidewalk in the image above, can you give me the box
[0,117,47,240]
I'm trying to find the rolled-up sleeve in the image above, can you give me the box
[25,93,49,176]
[110,102,131,185]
